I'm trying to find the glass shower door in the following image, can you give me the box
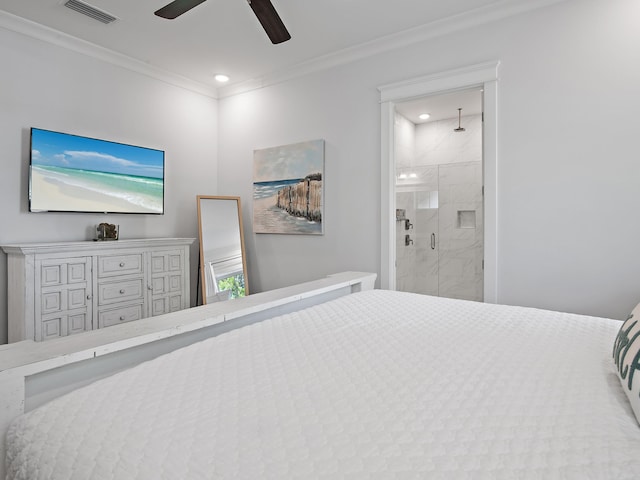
[395,165,439,295]
[396,162,483,301]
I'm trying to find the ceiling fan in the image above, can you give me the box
[154,0,291,44]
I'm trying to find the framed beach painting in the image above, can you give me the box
[253,139,324,235]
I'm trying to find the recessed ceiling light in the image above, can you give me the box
[419,113,430,120]
[214,74,230,83]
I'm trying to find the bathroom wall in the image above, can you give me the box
[437,161,483,300]
[394,113,417,292]
[395,113,483,301]
[415,114,483,165]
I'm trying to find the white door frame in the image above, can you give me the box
[378,61,499,303]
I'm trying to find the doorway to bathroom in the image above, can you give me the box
[379,61,498,302]
[394,88,483,301]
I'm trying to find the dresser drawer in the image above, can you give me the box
[98,278,144,305]
[97,254,143,278]
[98,304,143,328]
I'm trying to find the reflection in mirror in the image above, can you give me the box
[197,195,249,304]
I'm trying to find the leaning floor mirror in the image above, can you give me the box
[197,195,249,304]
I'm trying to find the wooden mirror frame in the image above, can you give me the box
[196,195,249,304]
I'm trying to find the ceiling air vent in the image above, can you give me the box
[63,0,117,24]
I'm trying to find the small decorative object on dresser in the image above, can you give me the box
[1,238,195,342]
[96,223,119,241]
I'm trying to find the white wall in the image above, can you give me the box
[0,27,219,343]
[218,69,382,292]
[394,113,415,169]
[218,0,640,319]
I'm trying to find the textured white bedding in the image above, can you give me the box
[6,290,640,479]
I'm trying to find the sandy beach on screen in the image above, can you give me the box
[31,169,149,213]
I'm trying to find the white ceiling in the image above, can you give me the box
[395,88,483,125]
[0,0,559,96]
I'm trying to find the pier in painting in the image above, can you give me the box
[276,174,322,222]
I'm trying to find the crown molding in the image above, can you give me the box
[1,0,569,100]
[0,10,219,99]
[218,0,568,98]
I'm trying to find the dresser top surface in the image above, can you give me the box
[2,238,196,255]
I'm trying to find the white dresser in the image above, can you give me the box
[2,238,195,342]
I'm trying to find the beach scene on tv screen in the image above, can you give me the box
[30,128,164,214]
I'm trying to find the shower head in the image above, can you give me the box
[454,108,466,132]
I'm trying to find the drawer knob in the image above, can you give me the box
[120,316,125,321]
[119,262,125,267]
[119,289,125,294]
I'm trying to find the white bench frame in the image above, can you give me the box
[0,271,376,478]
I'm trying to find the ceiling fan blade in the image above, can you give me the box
[248,0,291,44]
[155,0,208,19]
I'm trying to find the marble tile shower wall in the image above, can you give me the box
[396,191,417,293]
[438,162,483,301]
[394,113,415,168]
[395,113,483,301]
[415,114,482,165]
[395,113,417,293]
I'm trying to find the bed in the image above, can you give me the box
[3,273,640,479]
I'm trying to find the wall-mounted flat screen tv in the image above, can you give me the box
[29,127,165,214]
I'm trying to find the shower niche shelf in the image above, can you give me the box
[457,210,476,229]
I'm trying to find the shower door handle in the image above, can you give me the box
[431,233,436,250]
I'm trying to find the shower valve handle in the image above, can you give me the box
[405,234,413,246]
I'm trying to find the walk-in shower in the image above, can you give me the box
[394,89,483,301]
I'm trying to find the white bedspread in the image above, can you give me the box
[6,290,640,479]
